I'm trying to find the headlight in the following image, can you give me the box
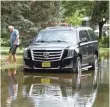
[23,48,28,57]
[68,49,74,57]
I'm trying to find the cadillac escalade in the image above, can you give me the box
[23,26,98,72]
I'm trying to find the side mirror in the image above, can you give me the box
[29,39,33,43]
[29,38,35,43]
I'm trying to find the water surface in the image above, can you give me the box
[1,58,109,107]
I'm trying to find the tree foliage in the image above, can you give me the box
[65,10,84,26]
[62,1,95,26]
[1,1,64,47]
[62,1,109,39]
[91,1,109,24]
[90,1,109,39]
[62,1,95,17]
[1,1,64,37]
[1,1,109,46]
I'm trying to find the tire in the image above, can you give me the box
[91,55,98,70]
[23,68,33,72]
[72,57,82,73]
[23,68,28,72]
[71,57,82,89]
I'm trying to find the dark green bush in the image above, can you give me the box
[1,31,10,46]
[99,35,109,48]
[1,31,10,38]
[1,38,10,47]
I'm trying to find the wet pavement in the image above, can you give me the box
[1,58,109,107]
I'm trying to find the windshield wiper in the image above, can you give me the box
[36,40,48,43]
[36,40,67,43]
[51,40,67,42]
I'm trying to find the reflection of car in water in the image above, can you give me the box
[22,72,99,107]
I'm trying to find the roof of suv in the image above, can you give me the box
[41,26,93,32]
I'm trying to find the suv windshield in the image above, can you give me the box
[35,30,77,43]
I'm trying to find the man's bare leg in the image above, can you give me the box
[7,53,12,64]
[8,69,12,76]
[13,54,17,64]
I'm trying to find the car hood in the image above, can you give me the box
[29,42,75,50]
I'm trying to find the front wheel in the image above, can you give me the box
[72,57,82,73]
[91,55,98,70]
[72,57,82,89]
[23,68,33,72]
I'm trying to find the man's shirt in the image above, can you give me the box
[10,29,19,47]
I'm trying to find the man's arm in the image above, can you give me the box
[13,35,19,44]
[13,30,19,45]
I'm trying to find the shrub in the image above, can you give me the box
[1,31,10,38]
[99,35,109,48]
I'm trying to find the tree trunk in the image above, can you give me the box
[99,21,103,39]
[99,19,107,39]
[90,1,101,30]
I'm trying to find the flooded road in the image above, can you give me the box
[1,58,109,107]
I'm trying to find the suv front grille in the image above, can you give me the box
[31,50,63,62]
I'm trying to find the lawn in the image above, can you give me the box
[0,46,23,55]
[99,48,109,56]
[0,55,23,70]
[0,47,23,70]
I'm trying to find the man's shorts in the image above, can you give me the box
[9,45,18,55]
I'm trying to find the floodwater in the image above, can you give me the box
[1,57,109,107]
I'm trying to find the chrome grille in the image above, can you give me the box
[31,50,63,62]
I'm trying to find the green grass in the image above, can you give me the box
[99,48,109,56]
[1,64,23,70]
[0,55,23,70]
[0,47,23,55]
[0,47,23,69]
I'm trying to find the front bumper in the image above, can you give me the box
[23,56,73,71]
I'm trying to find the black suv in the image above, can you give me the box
[23,26,98,72]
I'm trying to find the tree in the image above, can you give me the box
[1,1,64,46]
[1,1,64,35]
[62,1,95,25]
[62,1,109,39]
[90,1,109,39]
[65,10,84,26]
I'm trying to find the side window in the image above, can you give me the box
[88,30,97,41]
[79,31,84,41]
[79,30,90,41]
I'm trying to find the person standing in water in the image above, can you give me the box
[7,26,20,64]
